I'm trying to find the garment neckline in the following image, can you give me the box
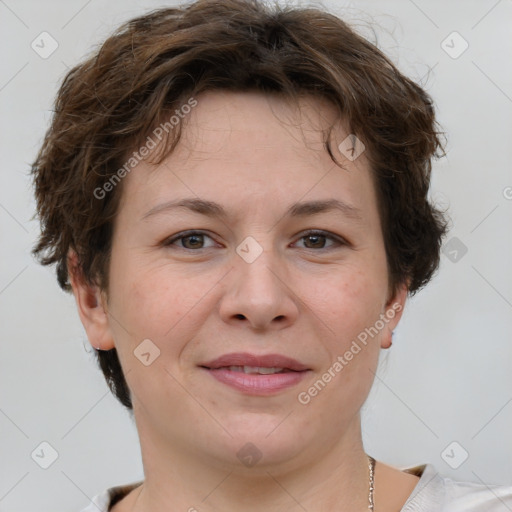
[106,463,436,511]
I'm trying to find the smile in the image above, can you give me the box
[223,365,288,374]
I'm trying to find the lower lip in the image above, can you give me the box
[203,368,309,395]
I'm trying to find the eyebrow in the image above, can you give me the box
[141,197,363,222]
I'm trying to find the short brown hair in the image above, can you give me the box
[31,0,448,410]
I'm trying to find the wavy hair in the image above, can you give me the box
[31,0,448,410]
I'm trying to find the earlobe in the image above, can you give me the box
[381,331,393,349]
[380,283,408,349]
[67,249,115,351]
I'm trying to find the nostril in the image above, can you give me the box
[234,314,246,320]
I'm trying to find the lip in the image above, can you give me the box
[199,352,311,396]
[201,352,310,371]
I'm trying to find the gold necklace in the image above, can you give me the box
[368,455,376,511]
[129,456,377,511]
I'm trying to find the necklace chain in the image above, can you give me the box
[368,455,375,511]
[130,456,376,511]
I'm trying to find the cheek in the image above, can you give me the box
[304,275,382,419]
[107,262,199,413]
[311,266,385,341]
[108,253,192,338]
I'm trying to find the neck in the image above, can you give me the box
[129,415,370,512]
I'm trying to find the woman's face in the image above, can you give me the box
[76,90,406,471]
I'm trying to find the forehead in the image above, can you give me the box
[117,90,378,224]
[177,90,342,157]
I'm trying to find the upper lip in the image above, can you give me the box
[200,352,310,371]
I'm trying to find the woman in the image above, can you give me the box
[31,0,512,510]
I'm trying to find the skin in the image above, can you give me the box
[69,90,419,511]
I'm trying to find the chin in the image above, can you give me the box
[211,419,312,470]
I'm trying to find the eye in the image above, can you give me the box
[163,230,217,250]
[163,229,345,251]
[293,230,344,250]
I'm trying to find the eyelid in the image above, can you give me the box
[163,230,218,248]
[292,229,347,249]
[162,229,347,250]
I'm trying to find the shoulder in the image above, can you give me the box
[79,481,143,512]
[401,463,512,511]
[442,475,512,511]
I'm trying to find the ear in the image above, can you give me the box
[380,283,408,349]
[67,249,115,351]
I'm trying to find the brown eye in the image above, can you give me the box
[303,234,327,249]
[164,231,216,250]
[181,234,205,249]
[294,230,344,250]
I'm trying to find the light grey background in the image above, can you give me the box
[1,0,511,510]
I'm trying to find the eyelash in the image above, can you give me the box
[163,229,346,251]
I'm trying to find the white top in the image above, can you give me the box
[80,463,512,511]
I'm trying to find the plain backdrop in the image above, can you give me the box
[1,0,511,510]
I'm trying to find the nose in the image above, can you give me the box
[218,245,300,332]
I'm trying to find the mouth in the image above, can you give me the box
[215,365,293,375]
[199,353,310,395]
[201,352,310,371]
